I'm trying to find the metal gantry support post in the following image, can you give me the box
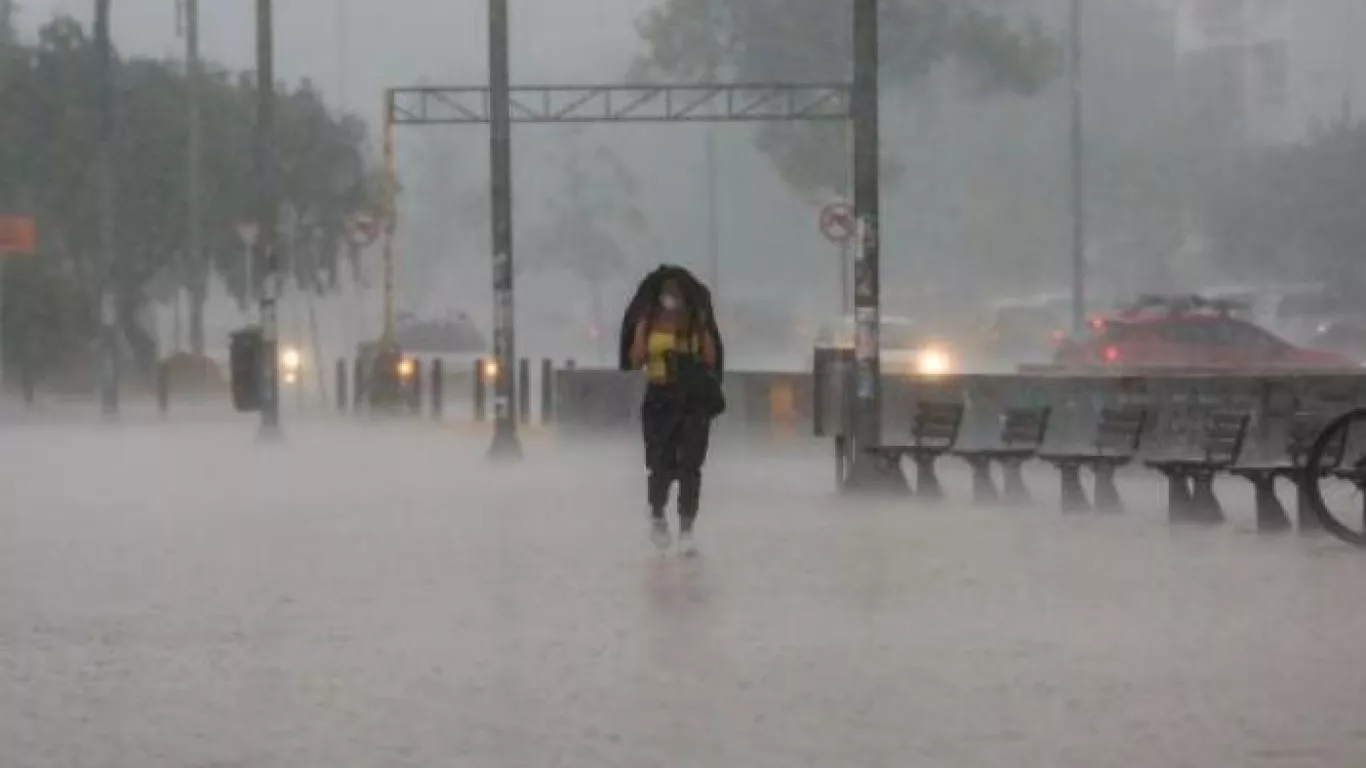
[841,0,907,493]
[486,0,522,460]
[381,93,398,346]
[95,0,120,419]
[255,0,282,439]
[705,133,720,305]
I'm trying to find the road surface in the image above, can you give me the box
[0,420,1364,767]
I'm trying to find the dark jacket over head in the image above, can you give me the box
[618,264,725,383]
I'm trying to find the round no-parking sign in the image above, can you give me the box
[819,202,855,244]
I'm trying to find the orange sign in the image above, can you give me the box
[0,215,36,256]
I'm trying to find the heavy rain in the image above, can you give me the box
[3,0,1366,766]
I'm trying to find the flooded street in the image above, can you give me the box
[0,422,1363,767]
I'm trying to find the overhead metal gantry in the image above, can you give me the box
[388,83,852,125]
[378,79,869,463]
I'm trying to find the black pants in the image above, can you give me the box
[641,384,712,528]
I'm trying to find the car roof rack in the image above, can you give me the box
[1116,294,1249,320]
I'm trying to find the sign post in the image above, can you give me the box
[843,0,906,493]
[235,222,259,304]
[820,201,855,315]
[344,211,380,354]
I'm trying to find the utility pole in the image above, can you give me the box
[1069,0,1086,333]
[184,0,204,356]
[95,0,119,418]
[255,0,282,438]
[842,0,903,492]
[487,0,522,459]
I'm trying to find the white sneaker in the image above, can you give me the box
[650,518,672,550]
[678,530,698,558]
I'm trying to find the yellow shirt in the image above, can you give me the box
[645,329,700,384]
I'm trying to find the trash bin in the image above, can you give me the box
[229,327,264,412]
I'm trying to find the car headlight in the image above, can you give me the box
[280,346,302,373]
[396,358,416,379]
[915,347,953,376]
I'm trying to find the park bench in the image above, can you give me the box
[905,400,964,500]
[954,407,1051,505]
[1230,412,1346,532]
[1146,410,1250,524]
[1039,406,1147,513]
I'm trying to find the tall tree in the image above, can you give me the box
[632,0,1059,200]
[526,135,648,362]
[0,13,381,380]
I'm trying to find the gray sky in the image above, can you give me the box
[16,0,655,118]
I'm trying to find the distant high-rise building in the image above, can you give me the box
[1172,0,1363,146]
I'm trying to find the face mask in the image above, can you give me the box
[660,294,680,311]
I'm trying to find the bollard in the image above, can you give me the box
[474,358,487,422]
[812,348,828,438]
[540,358,554,424]
[408,358,423,415]
[353,357,366,414]
[431,358,444,419]
[336,358,348,414]
[156,360,170,417]
[518,357,531,424]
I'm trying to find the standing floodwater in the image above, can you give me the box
[0,421,1364,767]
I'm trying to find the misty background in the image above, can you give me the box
[9,0,1366,370]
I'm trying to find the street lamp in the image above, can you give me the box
[1069,0,1086,333]
[95,0,119,418]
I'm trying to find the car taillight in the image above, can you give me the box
[1103,346,1121,363]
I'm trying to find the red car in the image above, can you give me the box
[1054,296,1356,371]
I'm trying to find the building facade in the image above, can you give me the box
[1174,0,1364,146]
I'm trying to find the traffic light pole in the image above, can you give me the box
[486,0,521,459]
[840,0,906,493]
[255,0,281,439]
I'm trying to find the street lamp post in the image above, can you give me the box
[95,0,119,418]
[1069,0,1086,333]
[487,0,522,459]
[255,0,281,438]
[184,0,203,356]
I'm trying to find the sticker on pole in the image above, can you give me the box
[0,215,36,256]
[819,202,855,244]
[345,212,381,247]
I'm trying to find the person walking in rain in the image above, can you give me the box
[620,266,725,555]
